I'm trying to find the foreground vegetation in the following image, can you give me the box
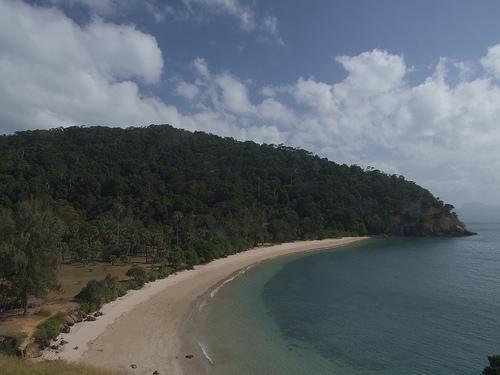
[0,354,113,375]
[483,355,500,374]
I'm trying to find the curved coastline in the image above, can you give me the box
[178,264,258,375]
[42,237,369,374]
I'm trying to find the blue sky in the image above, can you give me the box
[2,0,500,206]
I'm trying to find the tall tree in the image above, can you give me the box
[0,200,64,314]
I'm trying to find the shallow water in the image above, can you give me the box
[197,223,500,374]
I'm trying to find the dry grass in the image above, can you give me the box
[48,261,137,303]
[0,354,115,375]
[0,257,158,348]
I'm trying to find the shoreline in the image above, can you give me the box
[42,237,369,374]
[178,263,258,375]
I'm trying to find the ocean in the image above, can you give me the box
[193,223,500,374]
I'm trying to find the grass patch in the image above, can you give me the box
[33,310,51,318]
[0,354,115,374]
[33,313,65,348]
[49,259,148,304]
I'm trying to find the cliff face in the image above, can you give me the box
[388,206,475,237]
[429,221,475,236]
[420,207,476,236]
[405,219,476,237]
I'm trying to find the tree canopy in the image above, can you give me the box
[0,125,471,271]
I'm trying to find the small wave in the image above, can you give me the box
[198,299,207,312]
[209,265,254,298]
[198,341,214,365]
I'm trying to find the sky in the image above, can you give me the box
[1,0,500,207]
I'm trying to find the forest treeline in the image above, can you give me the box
[0,125,470,270]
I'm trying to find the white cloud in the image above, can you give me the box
[262,15,278,35]
[189,61,293,124]
[454,61,475,81]
[261,86,275,97]
[293,78,335,113]
[481,44,500,79]
[0,2,163,85]
[82,19,164,84]
[0,0,168,130]
[183,0,255,30]
[181,0,283,43]
[176,81,199,101]
[192,57,210,78]
[335,49,406,94]
[257,98,296,125]
[214,73,255,115]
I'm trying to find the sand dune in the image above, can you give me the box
[43,237,368,374]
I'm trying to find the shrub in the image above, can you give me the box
[79,302,97,314]
[126,265,147,285]
[158,264,173,278]
[124,279,143,290]
[75,274,123,311]
[75,280,103,307]
[148,272,158,282]
[34,313,64,348]
[102,278,120,301]
[117,284,127,297]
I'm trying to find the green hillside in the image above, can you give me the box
[0,125,472,266]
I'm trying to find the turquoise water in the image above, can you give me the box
[199,223,500,374]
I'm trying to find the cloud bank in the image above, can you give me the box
[2,0,500,205]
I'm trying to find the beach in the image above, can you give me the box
[42,237,368,374]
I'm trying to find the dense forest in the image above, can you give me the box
[0,125,471,269]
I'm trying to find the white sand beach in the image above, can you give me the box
[42,237,368,374]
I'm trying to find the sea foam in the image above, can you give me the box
[197,340,214,365]
[209,265,254,298]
